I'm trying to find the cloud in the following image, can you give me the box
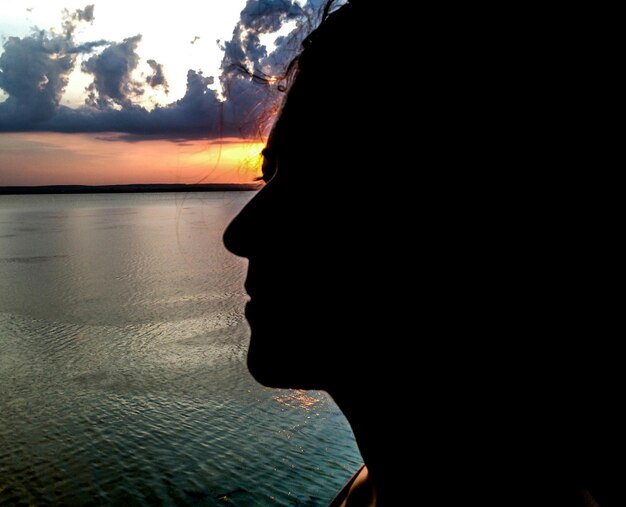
[0,5,106,127]
[221,0,322,79]
[76,4,95,22]
[63,4,95,38]
[0,31,75,124]
[217,0,331,137]
[0,1,338,141]
[146,59,169,94]
[38,69,222,138]
[82,35,144,108]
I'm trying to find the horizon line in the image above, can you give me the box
[0,182,263,195]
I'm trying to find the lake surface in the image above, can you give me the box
[0,192,361,506]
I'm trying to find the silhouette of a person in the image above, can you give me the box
[225,1,616,505]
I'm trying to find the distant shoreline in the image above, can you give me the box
[0,183,263,195]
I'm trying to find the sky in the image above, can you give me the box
[0,0,330,186]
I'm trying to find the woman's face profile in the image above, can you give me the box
[223,1,381,393]
[223,166,350,390]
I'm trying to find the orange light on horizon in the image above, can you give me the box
[0,133,265,186]
[182,138,265,184]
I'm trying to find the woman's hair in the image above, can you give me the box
[281,0,347,82]
[232,1,347,84]
[223,1,352,181]
[259,0,362,182]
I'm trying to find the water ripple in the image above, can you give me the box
[0,193,362,506]
[0,255,68,264]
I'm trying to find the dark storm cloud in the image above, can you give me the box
[0,1,335,140]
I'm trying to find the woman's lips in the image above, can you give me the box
[244,299,256,322]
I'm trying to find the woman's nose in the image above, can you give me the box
[223,204,251,259]
[223,186,268,259]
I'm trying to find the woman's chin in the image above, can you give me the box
[246,349,321,390]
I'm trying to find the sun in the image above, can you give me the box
[183,139,266,183]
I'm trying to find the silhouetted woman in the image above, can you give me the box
[225,1,618,505]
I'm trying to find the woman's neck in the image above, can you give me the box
[330,388,392,506]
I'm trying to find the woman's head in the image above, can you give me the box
[223,1,392,393]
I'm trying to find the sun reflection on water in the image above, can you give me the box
[273,390,325,412]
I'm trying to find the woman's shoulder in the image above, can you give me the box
[328,464,368,507]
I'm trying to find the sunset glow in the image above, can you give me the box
[0,133,264,186]
[0,0,311,187]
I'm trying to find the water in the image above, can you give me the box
[0,193,362,506]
